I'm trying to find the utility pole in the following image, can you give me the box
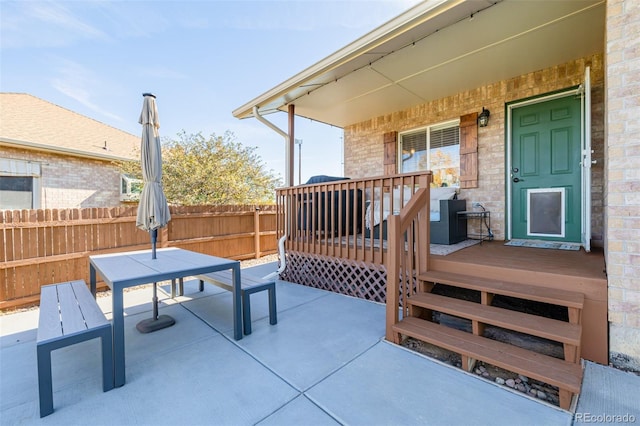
[295,138,303,185]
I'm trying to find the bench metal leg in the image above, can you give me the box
[242,290,253,335]
[242,283,277,335]
[37,328,114,418]
[170,278,187,297]
[268,285,278,326]
[100,328,115,392]
[37,344,54,418]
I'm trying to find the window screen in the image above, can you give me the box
[0,176,34,209]
[399,121,460,187]
[400,130,427,172]
[429,125,460,187]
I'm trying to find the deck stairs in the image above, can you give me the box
[391,268,585,410]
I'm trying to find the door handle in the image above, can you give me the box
[513,177,522,183]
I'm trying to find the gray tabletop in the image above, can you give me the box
[89,247,241,387]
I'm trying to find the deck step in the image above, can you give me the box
[392,317,583,409]
[408,292,582,347]
[418,270,584,309]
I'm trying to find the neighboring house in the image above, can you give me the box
[0,93,140,209]
[234,0,639,373]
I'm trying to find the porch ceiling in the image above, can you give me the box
[233,0,605,128]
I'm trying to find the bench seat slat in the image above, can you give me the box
[197,270,268,290]
[56,282,87,335]
[71,280,110,329]
[37,285,63,342]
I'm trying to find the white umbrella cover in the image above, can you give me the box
[136,93,171,257]
[135,93,174,333]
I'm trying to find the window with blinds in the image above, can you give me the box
[399,120,460,187]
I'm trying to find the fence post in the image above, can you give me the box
[160,226,169,248]
[254,207,261,259]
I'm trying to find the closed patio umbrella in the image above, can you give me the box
[135,93,174,333]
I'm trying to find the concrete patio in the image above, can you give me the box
[1,261,638,425]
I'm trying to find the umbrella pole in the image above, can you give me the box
[136,229,176,333]
[152,282,159,320]
[151,229,157,259]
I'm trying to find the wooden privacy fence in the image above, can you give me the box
[0,205,278,310]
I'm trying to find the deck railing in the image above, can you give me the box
[276,171,432,324]
[385,181,432,338]
[275,171,432,267]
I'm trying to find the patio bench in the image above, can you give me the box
[186,271,277,335]
[37,280,114,418]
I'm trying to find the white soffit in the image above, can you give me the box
[233,0,605,128]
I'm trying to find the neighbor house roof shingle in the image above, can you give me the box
[0,93,138,161]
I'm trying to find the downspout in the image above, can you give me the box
[252,106,288,281]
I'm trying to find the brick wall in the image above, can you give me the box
[1,146,127,208]
[605,0,640,371]
[344,53,605,244]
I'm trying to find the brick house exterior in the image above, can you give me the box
[0,93,139,209]
[235,0,638,371]
[344,53,606,245]
[604,0,640,370]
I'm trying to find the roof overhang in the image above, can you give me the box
[233,0,605,128]
[0,138,135,163]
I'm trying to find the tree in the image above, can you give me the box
[118,131,281,205]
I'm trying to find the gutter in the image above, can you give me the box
[251,106,288,281]
[0,137,136,162]
[232,0,464,120]
[251,106,292,186]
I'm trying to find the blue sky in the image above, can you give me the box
[1,0,420,185]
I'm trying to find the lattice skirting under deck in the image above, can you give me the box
[280,251,388,303]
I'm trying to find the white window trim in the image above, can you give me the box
[120,174,142,202]
[397,118,461,176]
[0,158,42,209]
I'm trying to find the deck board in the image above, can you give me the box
[434,240,606,280]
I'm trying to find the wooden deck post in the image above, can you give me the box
[386,214,401,343]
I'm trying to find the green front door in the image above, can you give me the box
[511,96,582,242]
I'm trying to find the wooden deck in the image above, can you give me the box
[431,240,606,281]
[428,240,608,365]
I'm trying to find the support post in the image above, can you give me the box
[386,214,401,342]
[254,207,261,259]
[288,104,295,187]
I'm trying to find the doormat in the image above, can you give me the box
[504,239,581,251]
[431,239,481,256]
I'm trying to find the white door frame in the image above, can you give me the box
[581,66,592,252]
[505,85,588,244]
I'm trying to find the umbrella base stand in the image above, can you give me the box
[136,281,175,333]
[136,315,175,333]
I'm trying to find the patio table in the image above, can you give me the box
[89,247,241,387]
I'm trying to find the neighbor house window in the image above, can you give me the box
[120,174,143,202]
[398,120,460,187]
[0,158,41,209]
[0,176,34,209]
